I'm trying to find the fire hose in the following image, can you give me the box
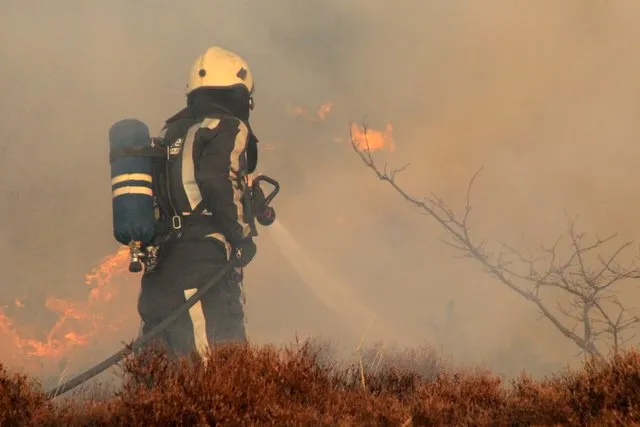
[45,262,234,399]
[46,175,279,399]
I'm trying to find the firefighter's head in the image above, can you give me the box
[186,46,255,120]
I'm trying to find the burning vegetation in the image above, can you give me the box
[350,122,395,152]
[286,101,395,152]
[287,101,334,121]
[0,247,135,376]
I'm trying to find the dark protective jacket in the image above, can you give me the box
[152,101,259,258]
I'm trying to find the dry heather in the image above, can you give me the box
[2,339,640,426]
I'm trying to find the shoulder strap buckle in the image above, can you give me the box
[171,215,182,230]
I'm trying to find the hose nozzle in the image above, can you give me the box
[250,174,280,228]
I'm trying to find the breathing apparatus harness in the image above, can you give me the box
[115,117,279,274]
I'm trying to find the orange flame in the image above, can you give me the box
[0,246,135,373]
[350,122,395,152]
[316,102,333,119]
[287,102,334,121]
[288,106,307,117]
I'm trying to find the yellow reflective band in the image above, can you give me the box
[111,173,152,186]
[112,186,153,198]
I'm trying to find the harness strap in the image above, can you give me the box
[109,146,166,163]
[191,201,206,216]
[169,201,209,230]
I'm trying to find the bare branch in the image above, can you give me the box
[350,121,640,358]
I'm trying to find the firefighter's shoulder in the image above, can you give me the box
[197,116,249,143]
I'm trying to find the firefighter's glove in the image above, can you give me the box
[231,238,257,268]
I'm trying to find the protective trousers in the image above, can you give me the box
[137,240,247,358]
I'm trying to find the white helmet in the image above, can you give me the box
[186,46,254,96]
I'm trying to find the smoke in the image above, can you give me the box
[2,0,640,378]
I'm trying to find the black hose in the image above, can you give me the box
[45,261,234,399]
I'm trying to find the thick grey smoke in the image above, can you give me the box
[1,1,640,379]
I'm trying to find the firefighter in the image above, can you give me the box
[137,46,260,358]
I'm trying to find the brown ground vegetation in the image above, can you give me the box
[2,339,640,426]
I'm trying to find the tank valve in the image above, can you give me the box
[128,241,144,273]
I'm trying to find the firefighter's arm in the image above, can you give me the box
[194,118,252,246]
